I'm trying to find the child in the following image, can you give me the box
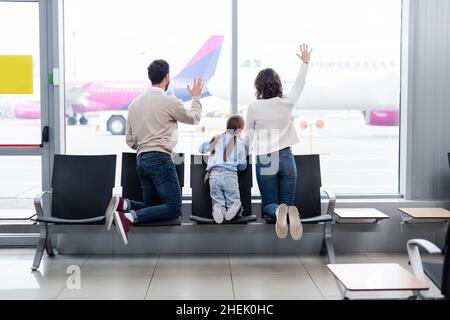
[199,115,248,224]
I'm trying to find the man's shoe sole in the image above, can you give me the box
[275,204,289,239]
[105,197,119,231]
[113,211,128,245]
[289,206,303,241]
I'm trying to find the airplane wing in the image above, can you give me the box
[65,82,91,107]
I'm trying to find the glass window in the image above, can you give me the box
[0,157,41,219]
[64,0,231,158]
[64,0,231,193]
[0,2,41,145]
[239,0,401,194]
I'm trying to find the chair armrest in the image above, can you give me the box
[408,239,442,255]
[407,239,442,293]
[33,191,52,216]
[321,189,336,216]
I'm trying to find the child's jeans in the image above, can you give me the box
[209,168,241,211]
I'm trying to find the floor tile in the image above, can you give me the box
[2,255,89,278]
[230,254,307,276]
[81,255,157,276]
[155,254,230,276]
[147,275,233,300]
[0,274,66,299]
[232,274,322,300]
[57,275,151,300]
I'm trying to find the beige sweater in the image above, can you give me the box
[245,63,309,155]
[126,87,202,155]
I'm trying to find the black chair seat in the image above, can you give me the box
[35,215,105,225]
[135,218,182,227]
[423,261,444,289]
[264,214,333,225]
[191,214,257,225]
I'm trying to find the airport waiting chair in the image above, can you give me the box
[407,222,449,299]
[32,155,116,271]
[190,155,257,224]
[405,154,450,299]
[121,152,185,226]
[264,155,336,262]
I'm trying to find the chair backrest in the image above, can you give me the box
[190,155,253,218]
[294,155,322,219]
[121,153,185,203]
[51,155,116,220]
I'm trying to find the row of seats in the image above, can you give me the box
[36,152,450,229]
[31,152,335,271]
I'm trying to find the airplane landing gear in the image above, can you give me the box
[67,116,78,126]
[79,116,88,125]
[107,115,126,135]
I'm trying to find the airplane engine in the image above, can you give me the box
[364,110,399,126]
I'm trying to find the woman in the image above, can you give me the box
[246,43,312,241]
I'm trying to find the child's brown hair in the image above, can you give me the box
[204,115,245,184]
[206,115,245,162]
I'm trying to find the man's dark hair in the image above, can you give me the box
[147,60,170,85]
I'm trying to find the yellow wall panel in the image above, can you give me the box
[0,55,33,94]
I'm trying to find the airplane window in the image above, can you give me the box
[241,60,251,68]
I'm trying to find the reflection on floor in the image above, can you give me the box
[0,249,444,300]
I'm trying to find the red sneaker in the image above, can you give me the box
[117,197,128,212]
[113,211,131,245]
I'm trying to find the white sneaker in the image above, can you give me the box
[213,204,225,224]
[225,201,242,221]
[275,204,289,239]
[105,196,119,231]
[288,206,303,240]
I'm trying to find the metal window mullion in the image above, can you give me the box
[231,0,238,115]
[39,0,51,195]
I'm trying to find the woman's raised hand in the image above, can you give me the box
[296,43,313,63]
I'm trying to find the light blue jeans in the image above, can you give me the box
[209,168,241,211]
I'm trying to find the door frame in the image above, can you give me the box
[0,0,65,244]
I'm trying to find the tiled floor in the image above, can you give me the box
[0,249,444,300]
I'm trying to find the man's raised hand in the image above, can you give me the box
[187,78,204,97]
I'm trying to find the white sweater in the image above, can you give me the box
[245,63,309,156]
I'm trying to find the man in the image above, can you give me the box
[106,59,204,245]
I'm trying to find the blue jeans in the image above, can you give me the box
[209,168,241,211]
[128,152,182,223]
[256,147,297,218]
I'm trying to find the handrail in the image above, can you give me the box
[0,144,41,148]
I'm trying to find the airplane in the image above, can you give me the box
[13,35,225,135]
[208,58,400,126]
[14,35,400,135]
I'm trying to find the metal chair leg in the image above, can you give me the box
[45,235,55,257]
[324,223,336,264]
[31,224,48,271]
[320,239,327,255]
